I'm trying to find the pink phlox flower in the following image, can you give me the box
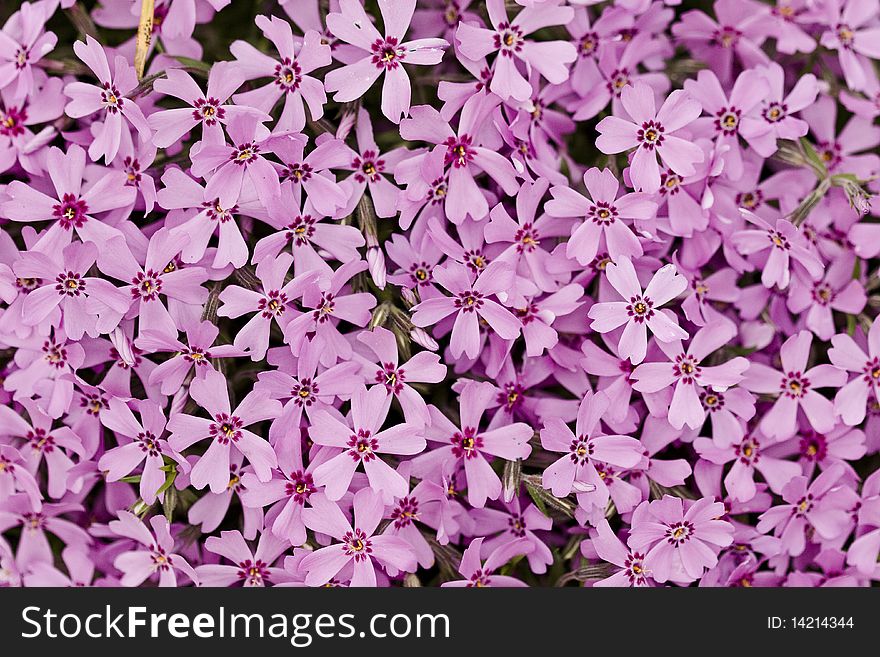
[455,0,576,102]
[440,536,533,587]
[196,529,289,587]
[0,495,90,569]
[485,178,571,297]
[631,320,749,430]
[743,330,847,440]
[547,166,656,265]
[149,61,261,148]
[628,495,734,584]
[63,36,151,163]
[217,252,317,361]
[540,391,643,523]
[308,383,426,501]
[0,398,85,500]
[98,398,187,504]
[189,113,282,208]
[0,144,135,257]
[411,380,533,508]
[324,0,449,123]
[683,68,771,180]
[671,0,770,85]
[283,259,377,366]
[829,317,880,426]
[588,256,688,364]
[231,15,332,133]
[595,81,704,193]
[730,209,824,290]
[411,260,521,360]
[107,512,196,587]
[818,0,880,92]
[353,326,447,427]
[0,1,57,101]
[167,370,281,493]
[12,240,131,340]
[756,463,853,557]
[588,518,654,587]
[399,92,520,223]
[301,488,418,586]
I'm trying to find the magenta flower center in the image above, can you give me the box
[81,392,108,416]
[607,68,630,97]
[55,271,86,297]
[780,371,810,398]
[284,470,316,504]
[53,193,89,230]
[193,97,225,125]
[626,295,655,323]
[22,512,46,531]
[673,354,701,384]
[275,57,303,90]
[735,437,760,465]
[130,269,163,301]
[700,389,726,412]
[347,428,379,462]
[230,141,259,165]
[768,230,790,250]
[514,223,541,252]
[137,431,162,457]
[835,23,854,48]
[258,289,288,318]
[714,107,741,135]
[736,189,763,209]
[286,215,316,245]
[579,32,599,57]
[812,282,835,306]
[637,120,665,150]
[101,82,124,113]
[494,22,524,55]
[0,106,26,137]
[376,363,405,394]
[314,292,336,322]
[665,520,694,545]
[210,413,243,444]
[392,497,420,529]
[498,382,524,412]
[763,101,787,123]
[409,262,431,286]
[861,357,880,384]
[588,201,619,226]
[27,427,54,454]
[625,552,649,584]
[237,559,270,584]
[443,134,475,168]
[712,26,741,48]
[283,162,313,182]
[292,377,319,405]
[455,290,484,313]
[343,528,373,561]
[799,432,827,461]
[452,426,483,459]
[569,436,594,465]
[371,37,405,69]
[42,339,68,368]
[353,150,385,183]
[184,346,211,365]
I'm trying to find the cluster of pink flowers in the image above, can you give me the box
[1,0,879,588]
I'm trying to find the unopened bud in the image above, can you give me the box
[110,327,136,366]
[410,327,439,351]
[367,246,386,289]
[400,287,419,306]
[171,385,189,415]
